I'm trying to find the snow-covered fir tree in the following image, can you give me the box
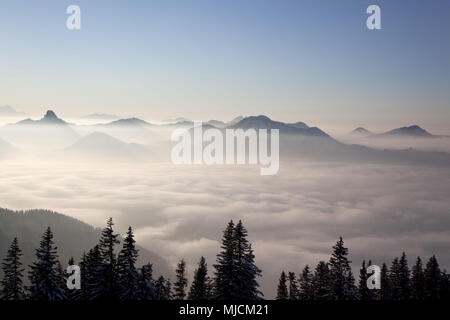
[379,262,391,300]
[1,238,25,300]
[84,245,104,299]
[288,272,299,300]
[329,237,357,300]
[312,261,332,300]
[138,263,155,300]
[117,227,139,300]
[98,218,120,299]
[299,265,314,300]
[28,227,65,300]
[214,220,235,300]
[232,222,262,300]
[411,256,425,300]
[276,271,288,300]
[173,259,188,300]
[424,255,441,300]
[188,256,209,300]
[358,260,370,300]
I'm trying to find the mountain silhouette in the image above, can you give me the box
[350,127,373,136]
[230,115,329,137]
[379,125,433,137]
[0,208,172,281]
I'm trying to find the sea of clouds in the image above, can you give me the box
[0,160,449,298]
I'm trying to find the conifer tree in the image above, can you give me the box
[188,257,209,300]
[1,238,25,300]
[233,221,262,299]
[329,237,357,300]
[288,272,299,300]
[117,227,139,300]
[411,257,425,300]
[98,218,120,299]
[398,252,411,299]
[153,276,172,300]
[77,252,88,300]
[312,261,332,300]
[389,257,401,300]
[299,265,314,300]
[424,255,441,300]
[358,260,370,300]
[379,262,391,300]
[138,263,155,300]
[276,271,288,300]
[28,227,65,300]
[84,245,103,299]
[174,259,188,300]
[214,220,235,299]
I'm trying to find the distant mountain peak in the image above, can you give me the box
[230,115,329,137]
[351,127,373,136]
[44,110,57,118]
[41,110,66,124]
[105,117,153,127]
[381,125,432,137]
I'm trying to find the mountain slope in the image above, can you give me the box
[101,117,154,128]
[63,132,151,160]
[350,127,373,136]
[379,125,433,138]
[230,115,330,137]
[0,208,172,280]
[0,110,80,150]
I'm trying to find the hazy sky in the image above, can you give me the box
[1,0,449,132]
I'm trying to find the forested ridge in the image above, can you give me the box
[1,215,449,300]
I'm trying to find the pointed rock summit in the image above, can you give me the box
[41,110,66,124]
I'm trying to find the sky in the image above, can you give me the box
[0,0,449,133]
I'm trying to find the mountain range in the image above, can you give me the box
[350,125,439,138]
[1,109,450,167]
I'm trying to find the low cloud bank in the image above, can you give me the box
[0,160,449,298]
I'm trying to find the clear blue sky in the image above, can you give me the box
[0,0,449,132]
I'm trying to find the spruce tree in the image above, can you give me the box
[214,220,262,299]
[299,265,314,300]
[411,257,425,300]
[28,227,65,300]
[116,226,139,300]
[77,252,88,300]
[214,220,235,299]
[154,276,172,300]
[276,271,288,300]
[379,262,391,300]
[288,272,299,300]
[358,260,370,300]
[138,263,155,300]
[84,245,103,299]
[233,221,262,299]
[329,237,357,300]
[174,259,188,300]
[97,218,120,299]
[398,252,411,299]
[188,257,209,300]
[424,255,441,300]
[312,261,332,300]
[1,238,25,300]
[389,257,401,300]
